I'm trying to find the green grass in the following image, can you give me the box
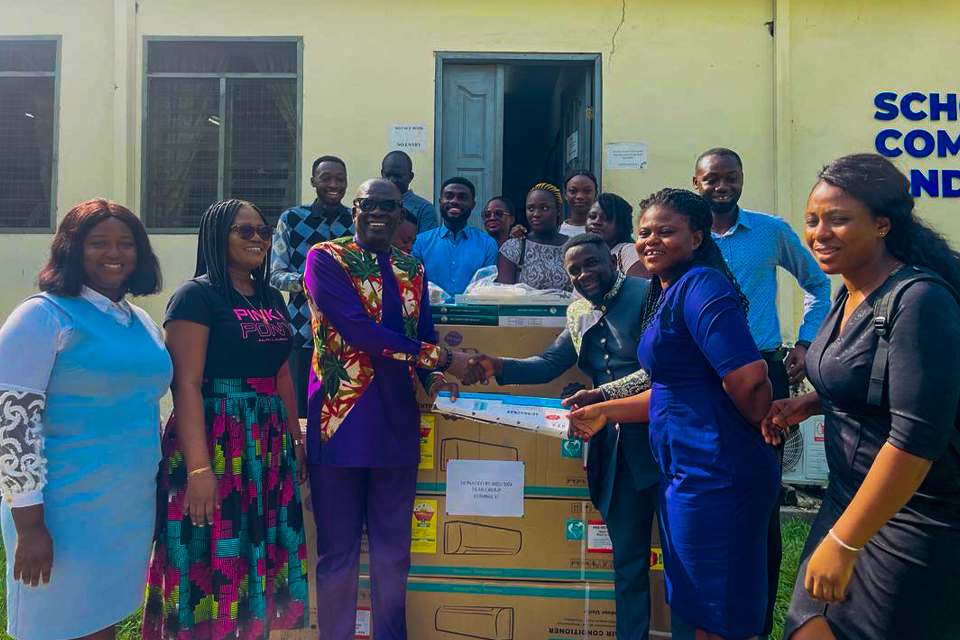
[773,518,813,640]
[0,519,812,640]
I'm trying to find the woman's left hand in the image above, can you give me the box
[294,443,308,485]
[805,534,859,604]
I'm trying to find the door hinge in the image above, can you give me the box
[585,106,594,120]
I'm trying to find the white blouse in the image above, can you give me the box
[612,242,641,274]
[559,222,585,237]
[0,287,163,507]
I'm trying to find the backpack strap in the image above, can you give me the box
[867,266,960,454]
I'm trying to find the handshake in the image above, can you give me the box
[440,351,504,386]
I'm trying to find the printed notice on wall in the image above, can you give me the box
[389,123,428,152]
[606,141,649,170]
[446,460,524,517]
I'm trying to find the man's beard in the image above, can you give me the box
[580,279,611,305]
[441,210,471,226]
[709,197,740,215]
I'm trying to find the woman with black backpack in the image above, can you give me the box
[763,153,960,640]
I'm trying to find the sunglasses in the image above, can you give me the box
[481,209,512,220]
[354,198,402,213]
[230,223,274,241]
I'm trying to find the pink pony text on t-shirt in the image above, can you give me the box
[233,308,292,340]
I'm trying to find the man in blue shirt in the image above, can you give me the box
[412,177,498,295]
[693,147,831,640]
[381,150,438,234]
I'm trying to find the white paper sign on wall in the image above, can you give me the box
[388,124,428,152]
[446,460,524,517]
[606,141,649,170]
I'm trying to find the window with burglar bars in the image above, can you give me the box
[0,38,59,230]
[142,39,301,229]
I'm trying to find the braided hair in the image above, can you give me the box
[527,182,563,229]
[594,192,634,246]
[636,188,749,332]
[194,199,273,306]
[817,153,960,292]
[564,169,599,190]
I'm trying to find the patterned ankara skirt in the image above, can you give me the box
[143,377,309,640]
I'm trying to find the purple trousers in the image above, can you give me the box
[309,463,418,640]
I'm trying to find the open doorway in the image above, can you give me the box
[435,54,601,229]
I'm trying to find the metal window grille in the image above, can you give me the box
[0,39,58,230]
[142,39,300,230]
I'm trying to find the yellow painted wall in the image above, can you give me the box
[2,0,956,341]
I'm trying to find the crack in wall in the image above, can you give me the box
[609,0,626,69]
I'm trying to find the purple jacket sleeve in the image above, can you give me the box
[304,247,441,368]
[415,280,445,393]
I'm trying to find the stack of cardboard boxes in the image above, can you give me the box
[276,316,673,640]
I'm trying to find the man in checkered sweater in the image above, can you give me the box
[271,155,354,418]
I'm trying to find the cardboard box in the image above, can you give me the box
[366,577,619,640]
[271,573,672,640]
[416,413,589,499]
[285,434,673,640]
[429,325,591,400]
[359,494,662,583]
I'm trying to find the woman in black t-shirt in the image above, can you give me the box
[763,154,960,640]
[143,200,309,640]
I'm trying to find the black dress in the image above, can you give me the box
[785,273,960,640]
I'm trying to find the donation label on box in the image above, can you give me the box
[446,460,524,517]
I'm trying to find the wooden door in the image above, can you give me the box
[440,64,503,228]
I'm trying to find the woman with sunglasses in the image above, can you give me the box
[481,196,516,248]
[144,200,309,640]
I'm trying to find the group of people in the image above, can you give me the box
[0,145,956,640]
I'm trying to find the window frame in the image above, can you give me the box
[140,36,303,233]
[0,35,61,233]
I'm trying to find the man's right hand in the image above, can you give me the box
[561,388,604,409]
[466,354,503,384]
[445,350,476,382]
[11,505,53,587]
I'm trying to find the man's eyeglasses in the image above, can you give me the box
[354,198,402,213]
[481,209,511,220]
[230,224,274,241]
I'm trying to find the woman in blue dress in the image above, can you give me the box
[570,188,779,640]
[0,199,172,640]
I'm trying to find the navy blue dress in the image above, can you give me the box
[637,266,779,638]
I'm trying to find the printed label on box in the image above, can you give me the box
[565,518,585,540]
[446,460,524,517]
[419,415,434,470]
[587,521,613,553]
[561,437,583,459]
[355,607,371,638]
[411,499,438,554]
[650,546,664,571]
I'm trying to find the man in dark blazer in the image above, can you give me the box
[468,234,687,640]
